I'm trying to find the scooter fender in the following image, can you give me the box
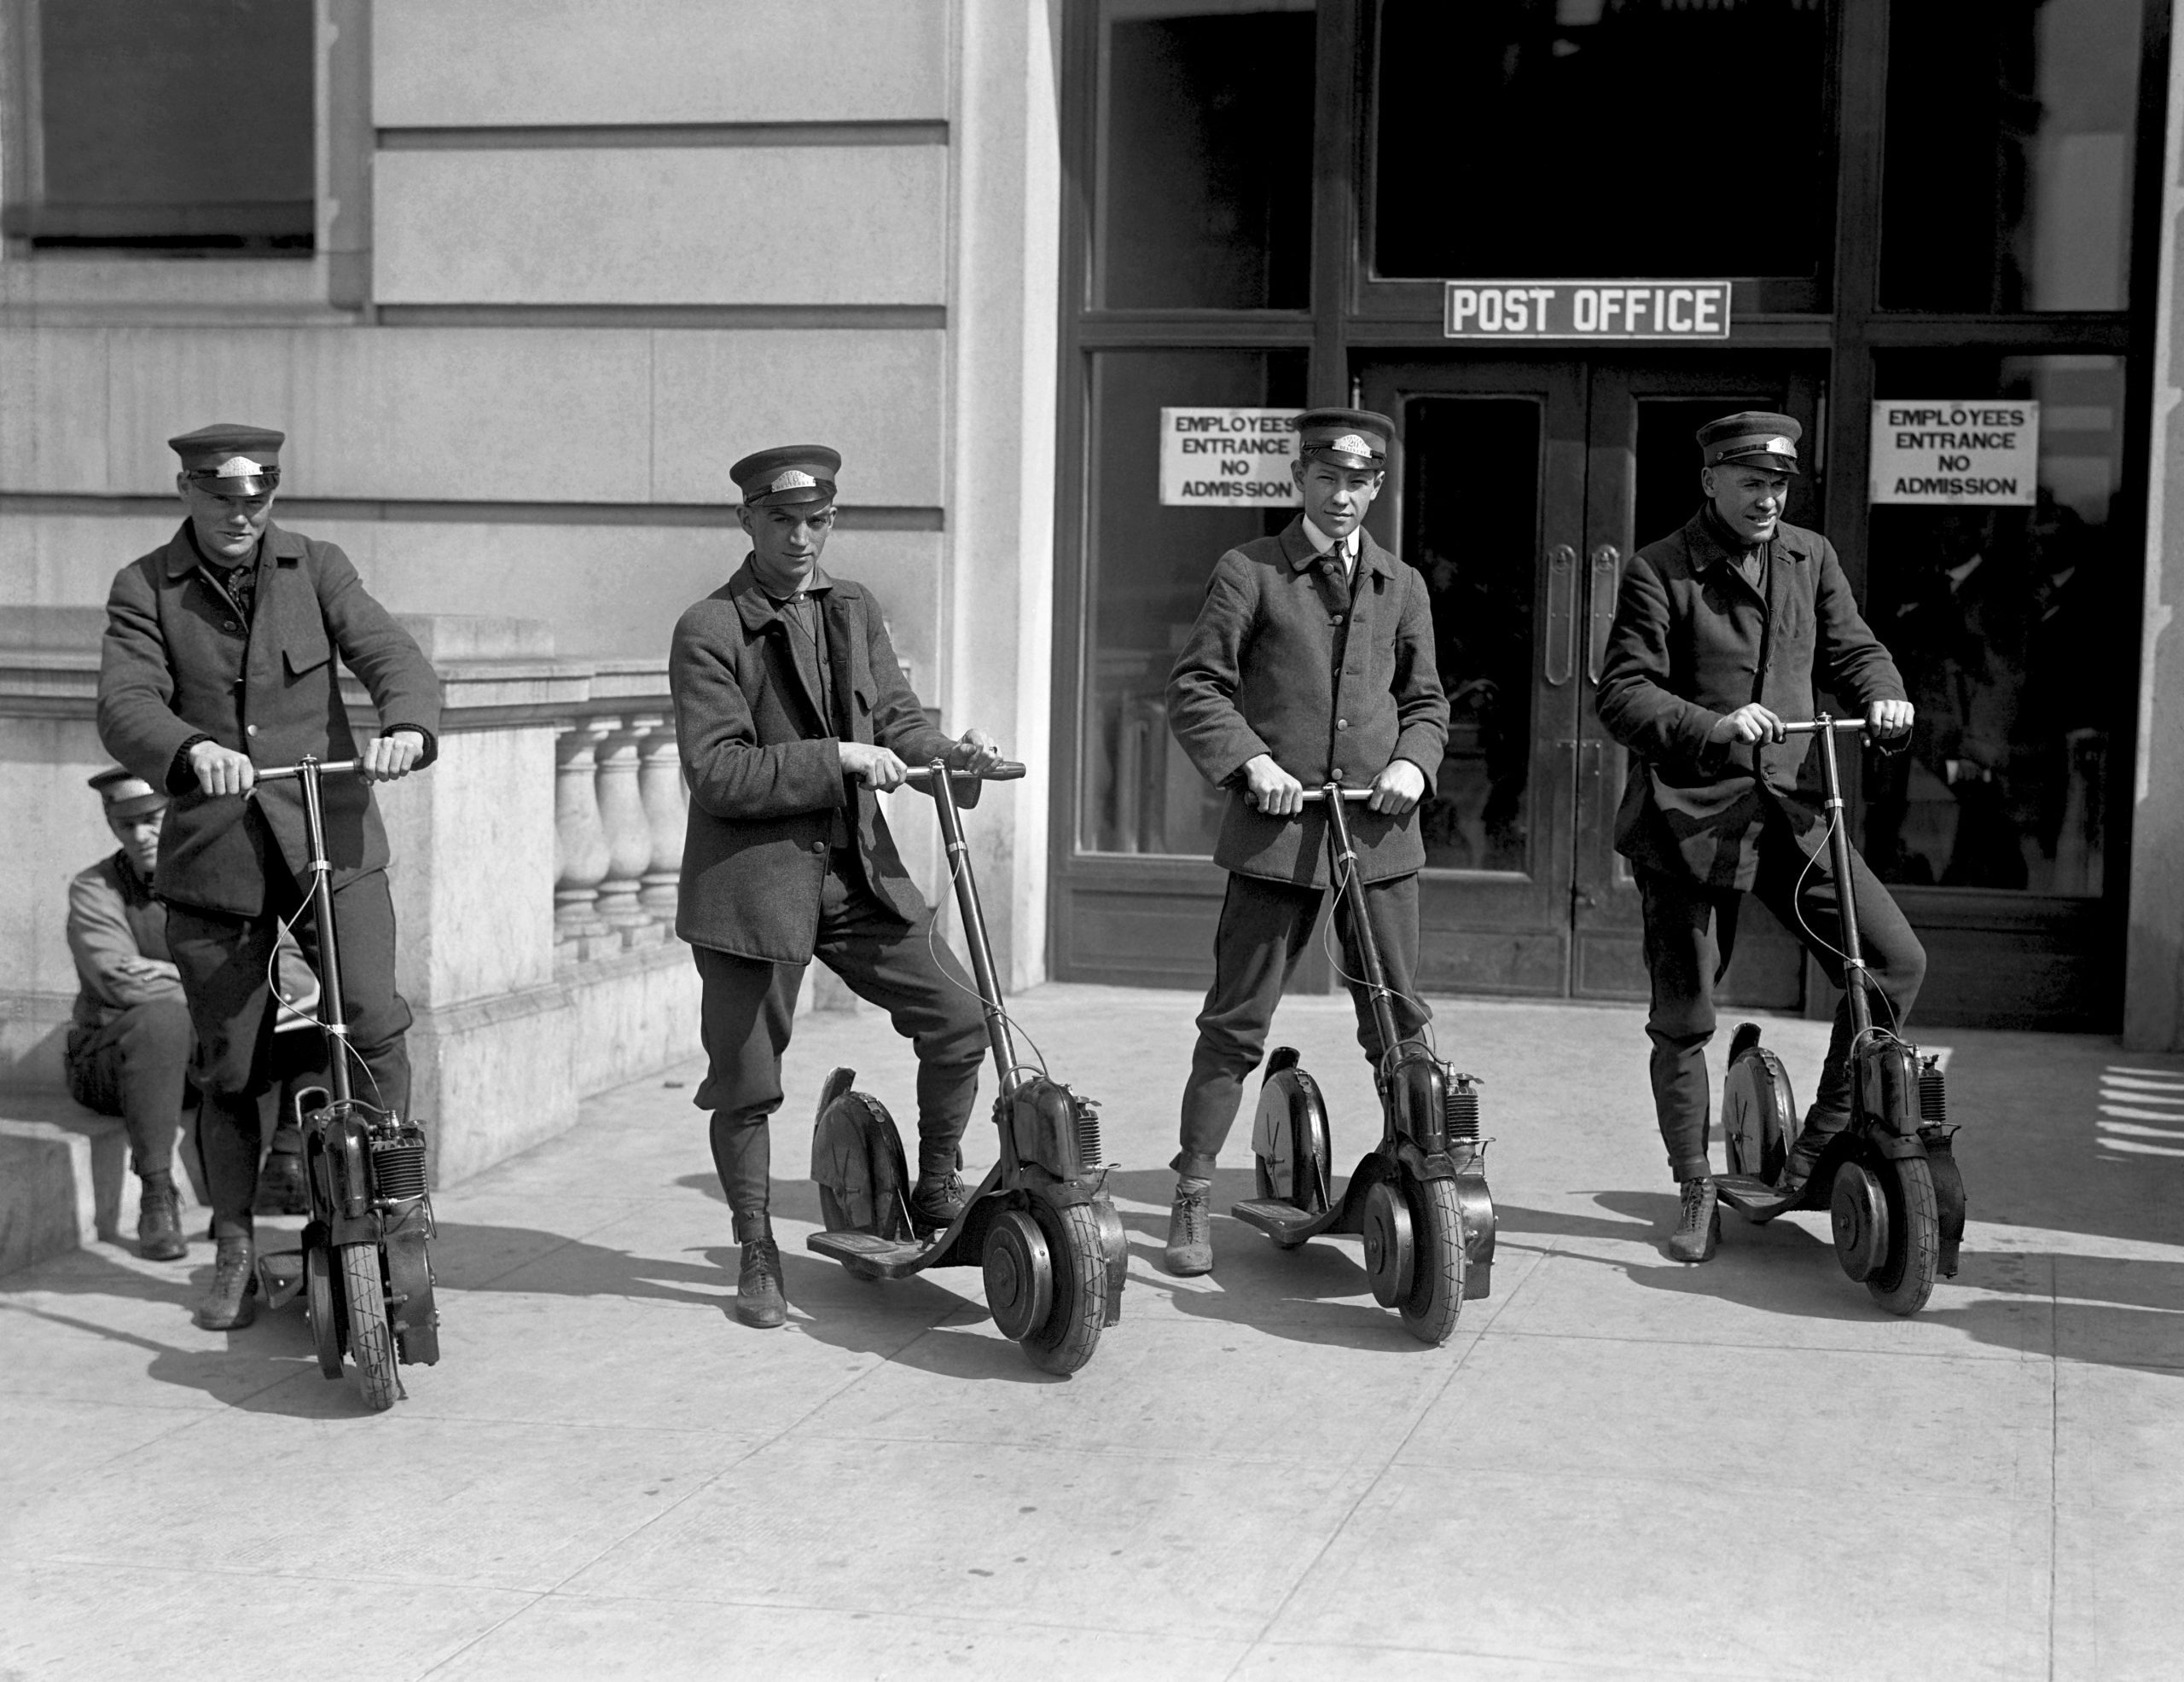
[1924,1130,1966,1278]
[382,1199,440,1366]
[1093,1198,1128,1328]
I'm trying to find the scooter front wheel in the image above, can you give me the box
[1398,1174,1467,1347]
[1866,1156,1941,1317]
[1019,1201,1107,1377]
[339,1243,400,1411]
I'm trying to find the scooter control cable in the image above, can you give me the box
[263,893,388,1110]
[1788,805,1904,1042]
[1319,851,1442,1066]
[927,848,1054,1092]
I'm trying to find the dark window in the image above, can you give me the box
[1880,0,2142,312]
[4,0,314,253]
[1095,2,1316,310]
[1081,348,1310,855]
[1374,0,1834,286]
[1403,397,1542,873]
[1862,352,2129,896]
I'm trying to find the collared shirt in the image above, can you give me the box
[1300,515,1361,582]
[188,528,263,623]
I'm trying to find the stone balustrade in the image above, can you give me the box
[0,611,701,1199]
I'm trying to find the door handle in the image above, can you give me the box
[1586,543,1622,684]
[1544,544,1577,687]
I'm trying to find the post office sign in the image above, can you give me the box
[1442,280,1734,340]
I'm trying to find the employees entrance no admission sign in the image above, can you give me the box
[1868,402,2039,506]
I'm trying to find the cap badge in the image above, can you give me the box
[1766,437,1793,455]
[1331,433,1372,456]
[768,469,817,493]
[212,455,264,478]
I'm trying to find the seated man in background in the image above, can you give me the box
[67,768,321,1263]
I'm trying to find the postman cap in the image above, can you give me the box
[731,444,840,509]
[1698,410,1801,476]
[1295,408,1395,472]
[88,766,168,821]
[169,423,284,496]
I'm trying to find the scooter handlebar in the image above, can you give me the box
[252,759,361,782]
[1777,718,1879,738]
[1298,787,1375,803]
[903,760,1027,783]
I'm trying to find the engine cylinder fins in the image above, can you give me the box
[1918,1062,1947,1127]
[1072,1093,1104,1170]
[1444,1076,1482,1142]
[370,1135,429,1203]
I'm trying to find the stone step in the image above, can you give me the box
[0,1095,206,1277]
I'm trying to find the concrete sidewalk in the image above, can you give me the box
[4,983,2182,1680]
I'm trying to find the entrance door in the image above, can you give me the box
[1357,356,1826,1003]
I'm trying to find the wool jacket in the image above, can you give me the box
[1167,515,1449,887]
[671,559,956,962]
[1594,507,1907,890]
[96,522,443,918]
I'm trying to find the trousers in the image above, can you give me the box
[1636,812,1926,1183]
[694,861,987,1235]
[65,998,193,1176]
[1175,871,1428,1178]
[166,862,411,1233]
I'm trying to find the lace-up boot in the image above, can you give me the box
[1164,1175,1213,1277]
[733,1213,787,1328]
[1670,1175,1719,1264]
[909,1172,968,1232]
[194,1233,258,1329]
[1780,1105,1850,1198]
[137,1170,185,1262]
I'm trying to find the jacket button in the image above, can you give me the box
[1332,613,1345,624]
[246,724,258,737]
[1337,718,1350,729]
[811,840,827,855]
[224,621,239,633]
[1332,768,1345,780]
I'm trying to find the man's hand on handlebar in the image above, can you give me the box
[1241,753,1304,816]
[1367,757,1426,816]
[839,740,911,792]
[1866,699,1915,740]
[189,740,257,798]
[359,728,427,785]
[944,727,1005,776]
[1709,703,1788,746]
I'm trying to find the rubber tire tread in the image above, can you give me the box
[340,1243,400,1412]
[1865,1155,1940,1317]
[1398,1175,1467,1346]
[1020,1201,1107,1376]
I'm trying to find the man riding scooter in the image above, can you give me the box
[1594,411,1922,1263]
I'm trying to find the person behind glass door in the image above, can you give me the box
[1594,412,1923,1263]
[1160,408,1450,1276]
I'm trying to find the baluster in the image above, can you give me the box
[554,718,613,958]
[595,714,656,939]
[637,716,685,920]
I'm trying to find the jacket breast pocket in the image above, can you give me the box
[282,634,332,680]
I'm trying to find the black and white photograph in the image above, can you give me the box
[3,2,2181,1677]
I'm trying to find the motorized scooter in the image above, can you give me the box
[807,760,1128,1375]
[1714,716,1966,1316]
[1227,784,1497,1345]
[252,757,440,1410]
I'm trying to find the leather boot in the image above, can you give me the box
[1164,1175,1213,1277]
[1669,1175,1719,1264]
[731,1213,786,1328]
[136,1170,186,1262]
[194,1232,258,1329]
[254,1143,311,1217]
[1780,1105,1850,1198]
[908,1171,967,1232]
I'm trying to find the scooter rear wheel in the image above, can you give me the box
[1019,1201,1107,1377]
[339,1243,400,1412]
[1398,1174,1467,1347]
[1865,1156,1941,1317]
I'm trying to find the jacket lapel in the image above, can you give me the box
[820,586,861,743]
[729,560,828,734]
